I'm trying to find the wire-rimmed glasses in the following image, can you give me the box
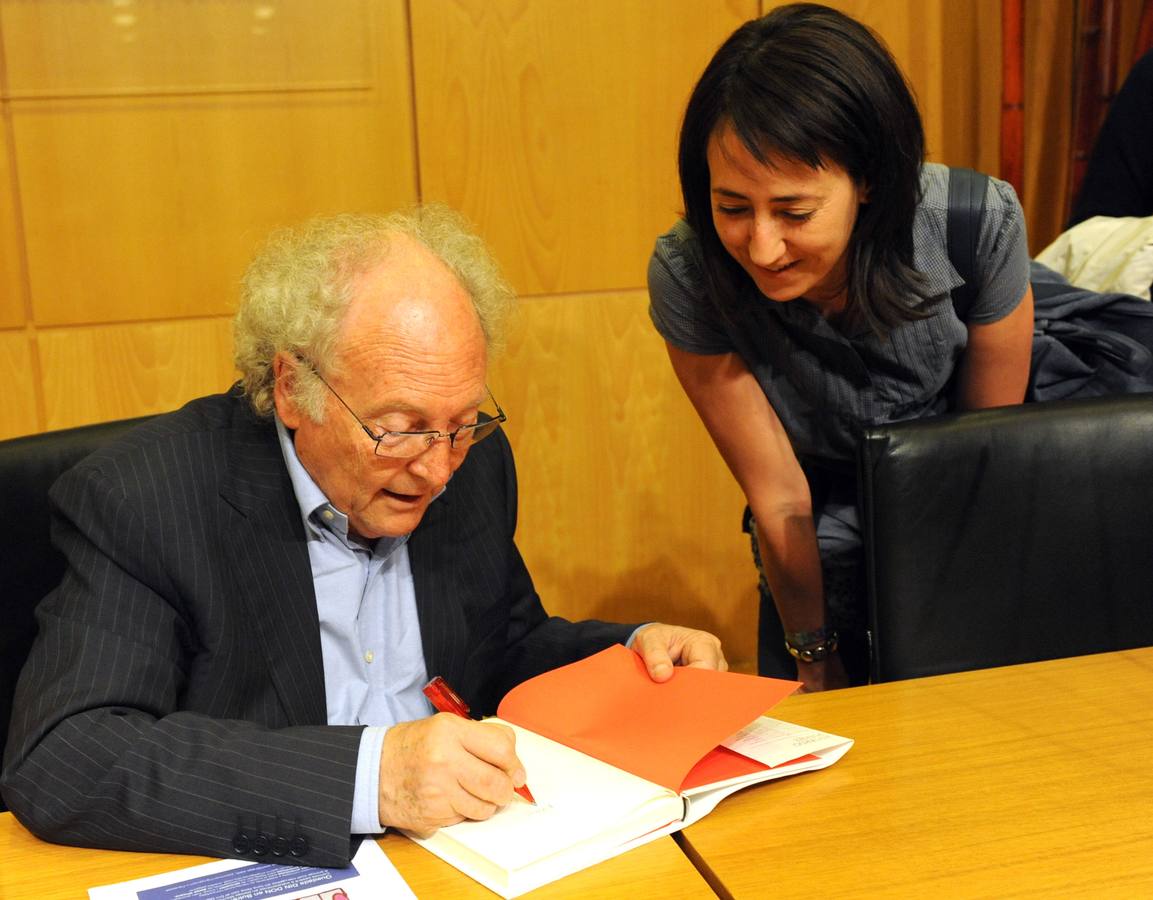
[298,357,506,459]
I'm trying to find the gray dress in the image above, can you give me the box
[647,163,1030,679]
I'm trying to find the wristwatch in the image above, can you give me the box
[784,627,839,663]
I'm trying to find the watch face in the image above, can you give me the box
[786,634,837,663]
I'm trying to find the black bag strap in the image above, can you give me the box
[946,166,990,322]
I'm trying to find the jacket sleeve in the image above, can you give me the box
[0,457,363,867]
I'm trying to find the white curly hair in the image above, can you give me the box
[233,205,514,420]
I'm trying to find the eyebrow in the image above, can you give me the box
[711,187,819,203]
[366,394,489,421]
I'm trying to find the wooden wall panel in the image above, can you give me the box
[770,0,1075,251]
[15,96,416,325]
[412,0,757,297]
[0,329,38,438]
[4,0,416,326]
[0,112,24,328]
[491,290,758,671]
[38,317,236,429]
[793,0,1004,173]
[0,0,1097,673]
[1,0,374,97]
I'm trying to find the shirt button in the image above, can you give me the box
[364,650,374,663]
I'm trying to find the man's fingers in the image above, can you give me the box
[378,716,520,833]
[631,624,674,682]
[634,623,727,680]
[646,647,676,682]
[452,776,508,819]
[461,720,526,784]
[681,633,728,671]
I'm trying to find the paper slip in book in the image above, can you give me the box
[405,644,853,898]
[88,838,413,900]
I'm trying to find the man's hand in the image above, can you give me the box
[377,714,526,837]
[631,623,727,682]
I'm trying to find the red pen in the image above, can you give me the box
[422,676,537,805]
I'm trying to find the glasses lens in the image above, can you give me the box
[373,433,427,458]
[467,419,501,444]
[370,407,504,458]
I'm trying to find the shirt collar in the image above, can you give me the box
[274,415,356,540]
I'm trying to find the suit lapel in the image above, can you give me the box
[219,406,328,727]
[408,486,472,693]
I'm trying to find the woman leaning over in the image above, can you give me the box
[648,3,1034,690]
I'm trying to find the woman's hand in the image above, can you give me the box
[795,653,849,692]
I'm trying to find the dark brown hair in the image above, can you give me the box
[679,3,931,333]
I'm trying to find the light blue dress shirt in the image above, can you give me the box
[275,418,433,834]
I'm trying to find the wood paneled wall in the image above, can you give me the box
[0,0,1117,671]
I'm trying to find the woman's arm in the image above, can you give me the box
[954,284,1035,410]
[666,343,847,690]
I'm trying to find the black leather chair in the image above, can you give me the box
[858,393,1153,682]
[0,416,152,810]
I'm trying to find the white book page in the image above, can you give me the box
[412,722,681,872]
[679,718,854,825]
[721,715,853,767]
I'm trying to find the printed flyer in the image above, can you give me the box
[88,839,414,900]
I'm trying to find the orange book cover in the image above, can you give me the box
[407,644,853,899]
[497,644,800,790]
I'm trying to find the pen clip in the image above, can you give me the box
[423,675,472,718]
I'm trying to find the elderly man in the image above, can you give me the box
[1,207,724,866]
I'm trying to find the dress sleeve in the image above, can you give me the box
[968,175,1032,324]
[647,221,735,354]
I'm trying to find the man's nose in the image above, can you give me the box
[748,216,786,266]
[409,434,455,486]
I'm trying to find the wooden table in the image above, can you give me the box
[6,649,1151,898]
[0,815,713,898]
[677,647,1153,898]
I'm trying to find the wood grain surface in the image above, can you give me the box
[679,647,1153,898]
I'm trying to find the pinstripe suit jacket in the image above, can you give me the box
[0,390,631,866]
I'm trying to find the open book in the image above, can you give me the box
[405,644,852,897]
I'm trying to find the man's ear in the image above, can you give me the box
[272,352,304,429]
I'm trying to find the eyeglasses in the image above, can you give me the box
[299,358,507,459]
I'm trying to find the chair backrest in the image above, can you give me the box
[858,393,1153,682]
[0,416,152,807]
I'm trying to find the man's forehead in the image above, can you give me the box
[351,235,467,306]
[331,258,484,387]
